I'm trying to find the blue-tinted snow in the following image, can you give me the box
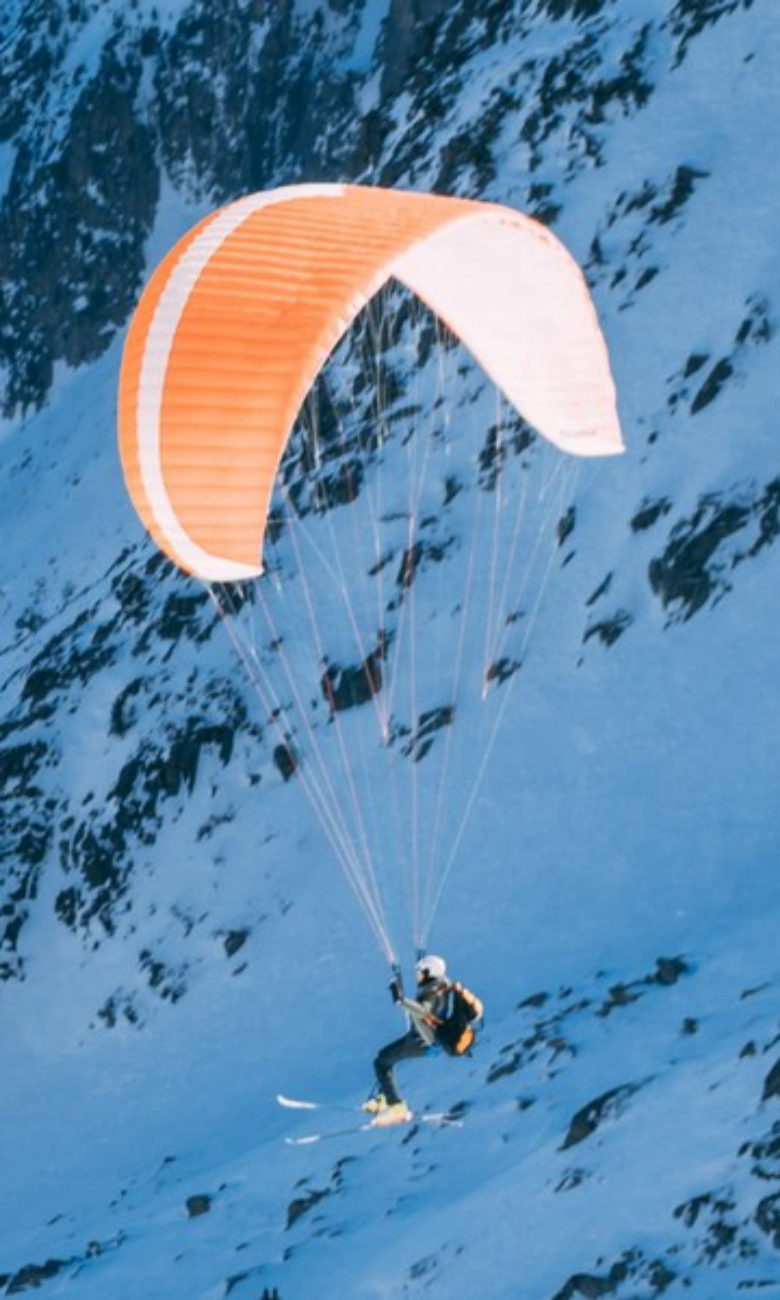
[1,1,780,1297]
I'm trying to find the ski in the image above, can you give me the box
[284,1111,462,1145]
[285,1122,375,1145]
[278,1093,362,1114]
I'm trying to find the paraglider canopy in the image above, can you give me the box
[118,183,622,583]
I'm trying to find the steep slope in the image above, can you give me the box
[1,1,779,1296]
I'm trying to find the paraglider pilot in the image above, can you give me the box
[364,955,483,1125]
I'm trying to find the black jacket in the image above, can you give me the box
[400,977,452,1044]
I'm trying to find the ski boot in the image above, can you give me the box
[370,1100,412,1127]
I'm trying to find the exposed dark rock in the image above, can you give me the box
[286,1184,330,1230]
[186,1193,212,1218]
[666,296,770,421]
[650,163,710,225]
[653,956,690,985]
[551,1249,677,1300]
[597,983,641,1015]
[684,351,710,378]
[393,538,453,597]
[741,1121,780,1181]
[435,84,518,192]
[140,948,187,1003]
[313,459,366,513]
[113,721,237,804]
[95,991,143,1029]
[0,39,158,414]
[379,0,451,99]
[558,505,576,547]
[527,179,562,224]
[51,693,246,939]
[670,0,758,67]
[537,1,610,26]
[583,610,633,647]
[755,1192,780,1249]
[486,1046,524,1084]
[740,479,780,560]
[555,1167,589,1193]
[478,418,534,491]
[734,294,773,348]
[409,1251,439,1280]
[690,357,734,414]
[321,641,385,713]
[763,1059,780,1102]
[225,1272,250,1296]
[634,264,659,291]
[4,1257,69,1293]
[111,568,155,628]
[273,743,299,782]
[560,1082,641,1149]
[520,26,654,177]
[442,475,462,506]
[402,705,454,762]
[0,740,47,797]
[486,990,590,1084]
[21,607,117,705]
[110,678,146,738]
[631,498,672,533]
[596,956,690,1016]
[672,1187,750,1263]
[156,591,213,644]
[649,494,749,621]
[647,478,780,623]
[223,929,249,958]
[485,656,522,687]
[590,158,707,309]
[0,1234,123,1293]
[519,991,550,1009]
[586,573,613,605]
[1,734,58,977]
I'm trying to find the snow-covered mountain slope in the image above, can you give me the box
[1,0,780,1296]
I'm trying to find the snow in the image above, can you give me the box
[2,0,780,1296]
[344,0,393,72]
[0,140,16,204]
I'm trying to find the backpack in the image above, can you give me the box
[437,982,484,1056]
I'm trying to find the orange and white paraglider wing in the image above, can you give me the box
[118,184,622,581]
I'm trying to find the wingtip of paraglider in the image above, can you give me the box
[554,425,625,458]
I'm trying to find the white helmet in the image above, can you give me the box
[416,954,447,984]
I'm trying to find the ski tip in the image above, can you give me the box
[278,1094,317,1110]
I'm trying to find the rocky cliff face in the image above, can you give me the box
[0,0,373,412]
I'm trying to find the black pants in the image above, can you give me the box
[374,1031,429,1105]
